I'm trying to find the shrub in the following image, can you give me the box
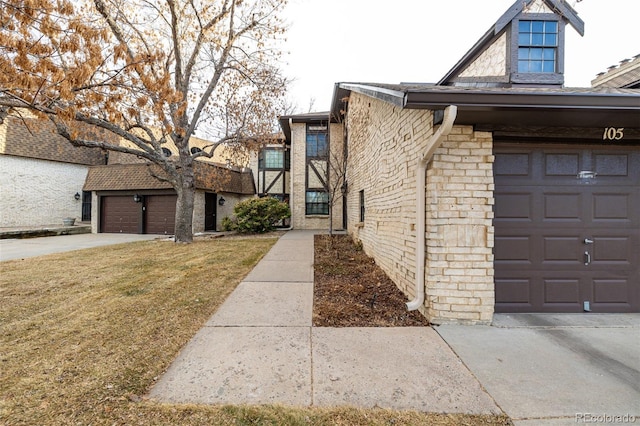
[224,197,290,234]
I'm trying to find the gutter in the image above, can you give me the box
[407,105,458,311]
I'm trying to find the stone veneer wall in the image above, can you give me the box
[345,93,495,324]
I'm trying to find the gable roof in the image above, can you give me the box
[438,0,584,86]
[83,162,256,195]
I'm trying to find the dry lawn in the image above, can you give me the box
[0,235,511,426]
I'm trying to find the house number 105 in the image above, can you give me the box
[603,127,624,140]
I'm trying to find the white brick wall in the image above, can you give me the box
[0,155,88,227]
[345,93,495,324]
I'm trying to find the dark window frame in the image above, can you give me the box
[359,190,365,222]
[305,123,329,216]
[510,13,565,85]
[305,190,329,215]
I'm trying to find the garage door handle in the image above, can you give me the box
[584,238,594,244]
[584,251,591,266]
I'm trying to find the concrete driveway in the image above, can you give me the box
[437,313,640,425]
[0,233,163,261]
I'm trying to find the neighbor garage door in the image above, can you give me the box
[101,196,140,233]
[494,144,640,313]
[145,195,177,235]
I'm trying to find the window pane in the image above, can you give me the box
[530,48,543,60]
[545,21,558,33]
[264,150,283,168]
[531,33,544,46]
[518,33,530,45]
[306,191,329,215]
[530,61,543,72]
[518,60,529,73]
[544,34,557,46]
[543,48,555,60]
[532,21,544,32]
[518,47,529,59]
[543,61,555,72]
[519,21,531,32]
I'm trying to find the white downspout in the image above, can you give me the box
[407,105,458,311]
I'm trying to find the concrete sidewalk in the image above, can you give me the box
[148,230,640,422]
[148,230,501,414]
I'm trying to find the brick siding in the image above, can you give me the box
[345,93,495,324]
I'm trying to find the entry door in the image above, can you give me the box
[494,144,640,313]
[205,193,217,231]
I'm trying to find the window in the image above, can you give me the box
[306,132,327,157]
[306,191,329,215]
[190,147,202,154]
[518,20,558,73]
[161,147,172,157]
[259,149,289,169]
[359,190,365,222]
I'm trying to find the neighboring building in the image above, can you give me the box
[592,54,640,89]
[281,0,640,323]
[83,162,255,234]
[0,115,107,228]
[0,110,256,233]
[83,134,256,234]
[250,135,292,227]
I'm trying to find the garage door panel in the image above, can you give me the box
[592,237,631,264]
[495,236,531,262]
[494,144,639,313]
[542,236,583,263]
[544,279,580,304]
[593,279,631,304]
[494,192,533,220]
[593,194,629,220]
[545,153,579,176]
[495,153,531,176]
[594,153,629,176]
[495,278,532,304]
[544,193,582,220]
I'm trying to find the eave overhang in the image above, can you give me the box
[333,83,640,129]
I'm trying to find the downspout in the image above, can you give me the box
[407,105,458,311]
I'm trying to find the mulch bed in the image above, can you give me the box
[313,234,430,327]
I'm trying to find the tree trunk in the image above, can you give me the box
[174,176,196,243]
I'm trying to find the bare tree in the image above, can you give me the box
[0,0,289,242]
[326,147,347,236]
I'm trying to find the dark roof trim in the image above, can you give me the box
[278,111,330,144]
[438,0,584,85]
[331,83,640,128]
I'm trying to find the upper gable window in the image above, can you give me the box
[517,20,558,73]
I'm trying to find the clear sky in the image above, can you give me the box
[281,0,639,113]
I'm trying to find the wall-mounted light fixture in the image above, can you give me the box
[74,192,81,201]
[133,194,142,203]
[218,196,225,206]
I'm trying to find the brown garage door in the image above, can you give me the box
[101,196,141,233]
[145,195,177,235]
[494,144,640,313]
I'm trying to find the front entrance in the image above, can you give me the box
[494,144,640,313]
[204,193,217,231]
